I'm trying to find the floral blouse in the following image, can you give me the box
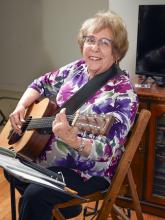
[29,59,138,183]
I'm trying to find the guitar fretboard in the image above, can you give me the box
[24,115,75,130]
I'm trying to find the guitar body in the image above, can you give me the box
[0,98,57,160]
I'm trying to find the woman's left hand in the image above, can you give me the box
[52,108,79,148]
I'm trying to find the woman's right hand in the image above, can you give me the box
[8,88,41,134]
[9,104,26,134]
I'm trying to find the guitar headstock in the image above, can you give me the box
[73,113,115,136]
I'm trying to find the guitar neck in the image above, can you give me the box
[23,113,114,137]
[25,115,74,131]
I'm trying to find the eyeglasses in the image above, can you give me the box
[83,35,112,49]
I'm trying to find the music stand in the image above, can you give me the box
[0,152,87,220]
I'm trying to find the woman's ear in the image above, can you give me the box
[113,54,120,64]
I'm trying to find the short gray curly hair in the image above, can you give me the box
[77,10,129,62]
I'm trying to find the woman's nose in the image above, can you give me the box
[91,42,100,51]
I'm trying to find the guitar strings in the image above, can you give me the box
[23,114,78,129]
[22,114,107,131]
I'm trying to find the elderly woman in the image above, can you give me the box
[8,10,138,220]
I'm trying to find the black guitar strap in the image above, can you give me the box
[61,63,121,115]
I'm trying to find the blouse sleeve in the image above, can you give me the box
[81,74,138,162]
[28,64,73,98]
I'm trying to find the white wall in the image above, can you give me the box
[109,0,165,78]
[0,0,108,92]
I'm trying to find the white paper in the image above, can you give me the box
[0,153,87,200]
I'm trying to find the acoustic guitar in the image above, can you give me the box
[0,98,115,160]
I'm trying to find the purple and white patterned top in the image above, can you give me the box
[29,59,138,183]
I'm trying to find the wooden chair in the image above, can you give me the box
[52,109,151,220]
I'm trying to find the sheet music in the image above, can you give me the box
[0,154,86,200]
[0,154,64,188]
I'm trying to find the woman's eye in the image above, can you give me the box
[101,39,111,46]
[87,38,95,44]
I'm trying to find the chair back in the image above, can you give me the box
[97,109,151,220]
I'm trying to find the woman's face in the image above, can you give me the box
[83,28,115,78]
